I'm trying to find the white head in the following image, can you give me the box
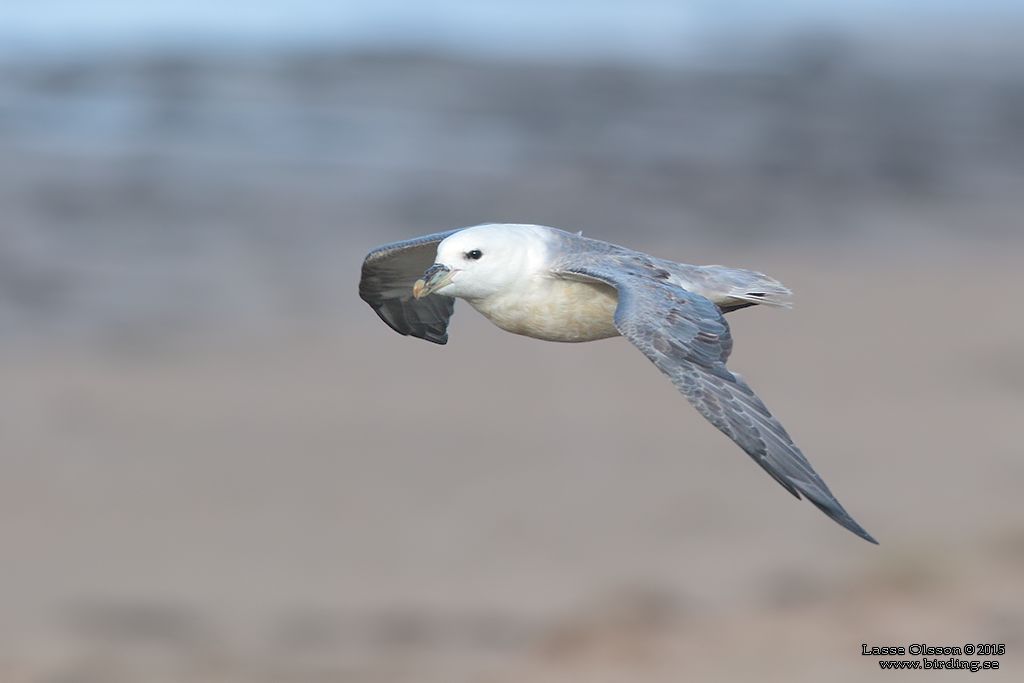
[412,224,551,301]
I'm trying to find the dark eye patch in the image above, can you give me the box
[465,249,483,260]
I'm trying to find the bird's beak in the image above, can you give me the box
[413,263,455,299]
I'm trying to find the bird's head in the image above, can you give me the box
[413,224,549,301]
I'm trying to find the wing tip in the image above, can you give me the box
[788,477,879,544]
[838,518,879,544]
[860,529,881,545]
[830,509,879,544]
[368,303,450,344]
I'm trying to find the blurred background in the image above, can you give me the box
[1,1,1023,681]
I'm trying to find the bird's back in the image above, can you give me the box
[546,228,793,314]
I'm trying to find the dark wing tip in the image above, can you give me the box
[370,306,449,344]
[364,296,452,344]
[789,478,878,544]
[358,231,460,344]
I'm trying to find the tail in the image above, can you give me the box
[695,265,793,312]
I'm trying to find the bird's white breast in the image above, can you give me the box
[467,276,620,343]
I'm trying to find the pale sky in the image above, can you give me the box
[0,1,1019,59]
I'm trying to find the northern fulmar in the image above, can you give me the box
[359,223,876,544]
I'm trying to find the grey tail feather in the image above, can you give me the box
[730,272,792,308]
[701,266,793,312]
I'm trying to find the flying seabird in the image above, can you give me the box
[359,223,877,543]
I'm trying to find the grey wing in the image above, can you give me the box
[359,230,460,344]
[555,258,877,543]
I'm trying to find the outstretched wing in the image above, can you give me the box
[359,230,461,344]
[555,259,877,543]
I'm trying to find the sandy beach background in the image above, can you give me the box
[1,3,1023,680]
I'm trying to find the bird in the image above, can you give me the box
[359,223,876,544]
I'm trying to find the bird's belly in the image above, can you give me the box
[469,279,620,343]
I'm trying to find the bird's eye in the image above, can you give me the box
[465,249,483,260]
